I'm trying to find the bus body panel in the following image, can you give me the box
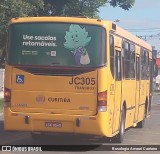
[10,67,98,116]
[4,108,113,137]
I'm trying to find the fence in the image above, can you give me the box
[0,69,4,92]
[0,69,4,98]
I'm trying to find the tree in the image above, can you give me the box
[39,0,69,16]
[41,0,107,17]
[0,0,44,55]
[0,0,135,56]
[64,0,107,18]
[109,0,135,10]
[41,0,135,17]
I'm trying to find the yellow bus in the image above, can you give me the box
[3,17,155,143]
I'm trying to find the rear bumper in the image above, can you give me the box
[4,108,112,137]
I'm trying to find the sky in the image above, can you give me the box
[99,0,160,50]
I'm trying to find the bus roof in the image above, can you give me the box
[114,24,152,51]
[10,16,109,26]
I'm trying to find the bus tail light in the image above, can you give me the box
[98,91,107,112]
[4,87,11,108]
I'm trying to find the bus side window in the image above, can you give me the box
[153,59,158,77]
[115,51,121,81]
[146,51,149,79]
[122,41,130,79]
[130,44,135,79]
[141,48,149,80]
[110,35,114,78]
[136,56,140,80]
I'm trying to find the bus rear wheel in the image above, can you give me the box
[137,119,145,128]
[136,104,146,128]
[114,106,126,143]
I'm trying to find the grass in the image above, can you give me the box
[0,98,4,112]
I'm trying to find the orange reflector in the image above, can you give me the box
[98,91,107,112]
[4,91,10,97]
[4,87,11,106]
[89,117,96,120]
[12,113,18,116]
[98,90,107,101]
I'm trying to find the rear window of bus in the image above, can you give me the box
[7,23,106,68]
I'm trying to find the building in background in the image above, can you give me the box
[156,50,160,90]
[152,49,157,91]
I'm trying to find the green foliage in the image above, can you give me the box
[0,0,135,54]
[39,0,69,16]
[64,0,107,18]
[0,0,44,50]
[109,0,135,10]
[41,0,135,17]
[40,0,107,18]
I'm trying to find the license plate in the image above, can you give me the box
[45,121,62,128]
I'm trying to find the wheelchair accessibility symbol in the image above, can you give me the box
[16,75,24,84]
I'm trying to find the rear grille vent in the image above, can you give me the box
[17,67,95,76]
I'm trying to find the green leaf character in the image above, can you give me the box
[64,24,91,65]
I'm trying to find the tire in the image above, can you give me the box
[136,105,146,128]
[136,119,145,128]
[114,106,126,143]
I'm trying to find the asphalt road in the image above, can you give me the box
[0,92,160,154]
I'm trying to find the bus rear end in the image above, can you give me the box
[4,17,108,136]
